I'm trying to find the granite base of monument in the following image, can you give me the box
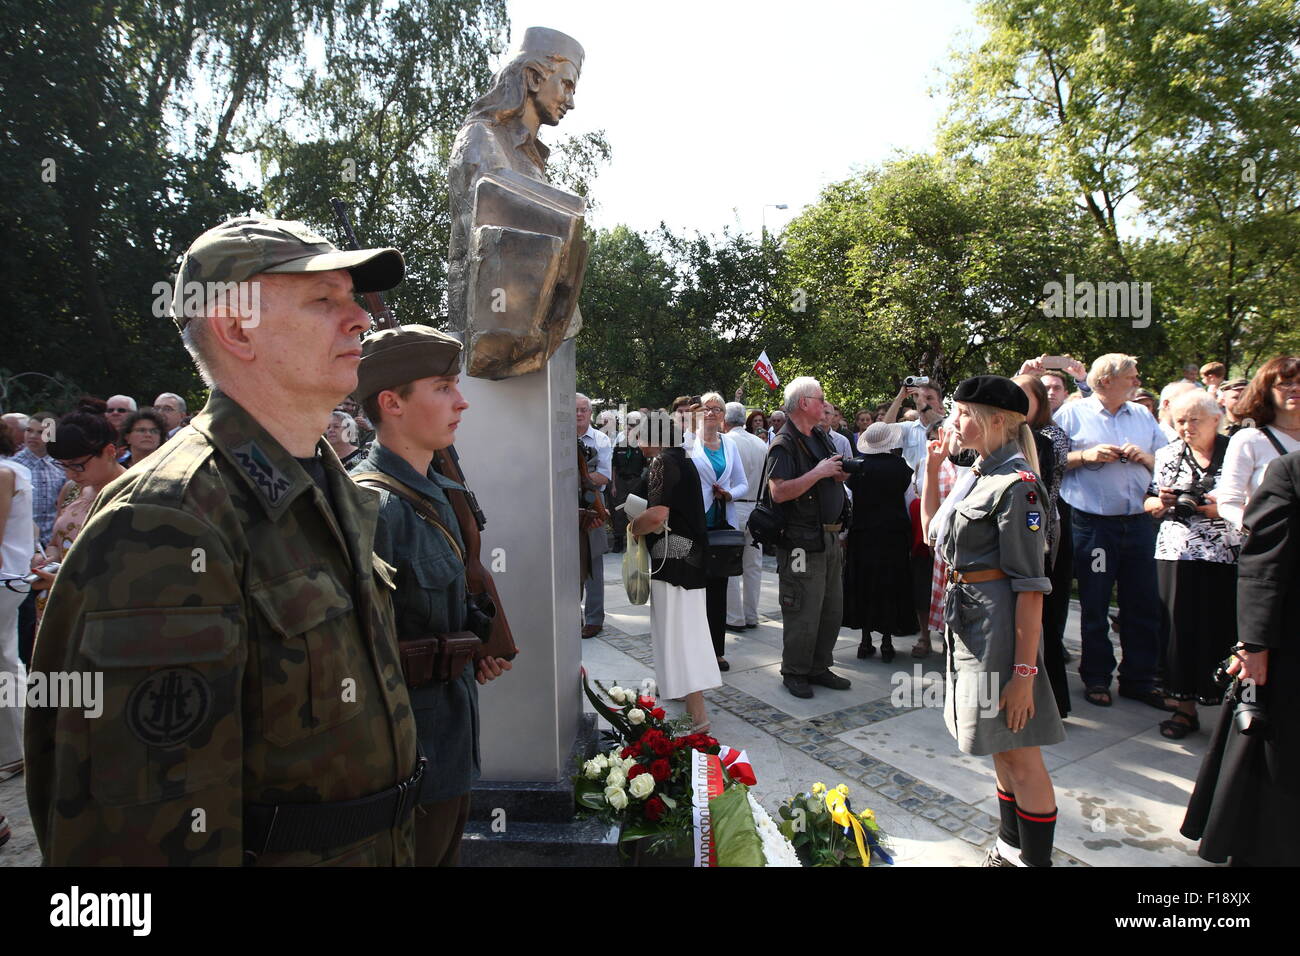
[461,713,622,865]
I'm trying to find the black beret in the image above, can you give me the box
[354,324,463,402]
[953,375,1029,415]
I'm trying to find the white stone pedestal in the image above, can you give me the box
[452,338,583,781]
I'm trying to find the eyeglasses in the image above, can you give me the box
[130,427,161,436]
[155,404,178,413]
[702,406,724,415]
[58,456,94,474]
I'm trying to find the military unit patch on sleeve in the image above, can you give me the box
[126,667,213,747]
[1026,511,1042,532]
[1016,469,1038,482]
[232,440,291,505]
[1025,489,1038,504]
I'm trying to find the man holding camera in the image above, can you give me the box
[884,378,946,471]
[350,325,511,866]
[767,377,853,699]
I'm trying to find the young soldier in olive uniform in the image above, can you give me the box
[922,376,1065,867]
[25,217,422,866]
[350,326,511,866]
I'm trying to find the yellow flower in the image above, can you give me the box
[836,784,850,796]
[860,809,875,822]
[811,782,826,795]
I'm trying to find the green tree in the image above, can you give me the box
[943,0,1300,378]
[777,152,1111,402]
[0,0,510,409]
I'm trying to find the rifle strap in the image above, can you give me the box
[353,472,464,564]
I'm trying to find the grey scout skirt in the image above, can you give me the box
[944,578,1065,756]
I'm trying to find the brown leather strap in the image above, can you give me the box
[353,471,464,563]
[948,567,1009,584]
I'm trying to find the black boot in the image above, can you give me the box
[857,637,875,659]
[880,636,896,663]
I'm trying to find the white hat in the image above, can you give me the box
[857,422,901,455]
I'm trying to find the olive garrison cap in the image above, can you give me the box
[953,375,1029,415]
[354,324,463,402]
[170,216,404,331]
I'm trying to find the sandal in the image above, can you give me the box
[1084,686,1112,707]
[1159,711,1200,740]
[1119,687,1178,712]
[689,722,711,736]
[911,636,932,658]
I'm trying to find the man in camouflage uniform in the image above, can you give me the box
[350,325,511,866]
[25,217,422,865]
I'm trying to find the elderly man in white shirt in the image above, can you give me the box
[722,402,769,630]
[578,392,613,638]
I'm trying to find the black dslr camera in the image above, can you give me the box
[1170,474,1215,521]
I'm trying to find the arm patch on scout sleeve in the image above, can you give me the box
[1026,511,1042,532]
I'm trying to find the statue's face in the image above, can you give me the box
[530,60,577,126]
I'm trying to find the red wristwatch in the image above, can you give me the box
[1012,664,1039,678]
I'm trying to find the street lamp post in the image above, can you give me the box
[761,203,788,241]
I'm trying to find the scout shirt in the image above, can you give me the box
[25,389,418,866]
[937,442,1052,596]
[351,441,480,804]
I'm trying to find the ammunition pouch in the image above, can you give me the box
[400,632,481,688]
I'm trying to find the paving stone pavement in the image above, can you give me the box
[584,551,1217,868]
[1,552,1217,867]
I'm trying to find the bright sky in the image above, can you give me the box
[505,0,985,238]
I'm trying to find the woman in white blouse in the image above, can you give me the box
[1216,356,1300,530]
[689,392,748,672]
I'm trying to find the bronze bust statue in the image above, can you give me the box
[448,27,589,380]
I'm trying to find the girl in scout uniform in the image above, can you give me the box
[921,376,1065,867]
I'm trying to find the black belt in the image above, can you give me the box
[243,756,426,862]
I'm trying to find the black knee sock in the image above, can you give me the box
[996,788,1020,848]
[1015,806,1057,867]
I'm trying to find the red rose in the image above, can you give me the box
[627,764,648,779]
[621,744,641,759]
[650,759,670,782]
[637,695,656,711]
[652,737,674,757]
[644,796,666,822]
[652,707,666,720]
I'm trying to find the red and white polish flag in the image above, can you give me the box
[753,351,779,390]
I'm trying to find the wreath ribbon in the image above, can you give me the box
[824,789,870,866]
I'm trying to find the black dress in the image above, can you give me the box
[1182,451,1300,865]
[842,453,919,637]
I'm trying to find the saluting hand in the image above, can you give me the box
[476,656,513,685]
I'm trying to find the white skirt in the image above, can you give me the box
[650,579,722,700]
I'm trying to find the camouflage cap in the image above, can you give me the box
[354,325,463,402]
[170,216,404,330]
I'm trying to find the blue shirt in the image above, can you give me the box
[11,448,65,547]
[704,444,726,527]
[1054,396,1167,516]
